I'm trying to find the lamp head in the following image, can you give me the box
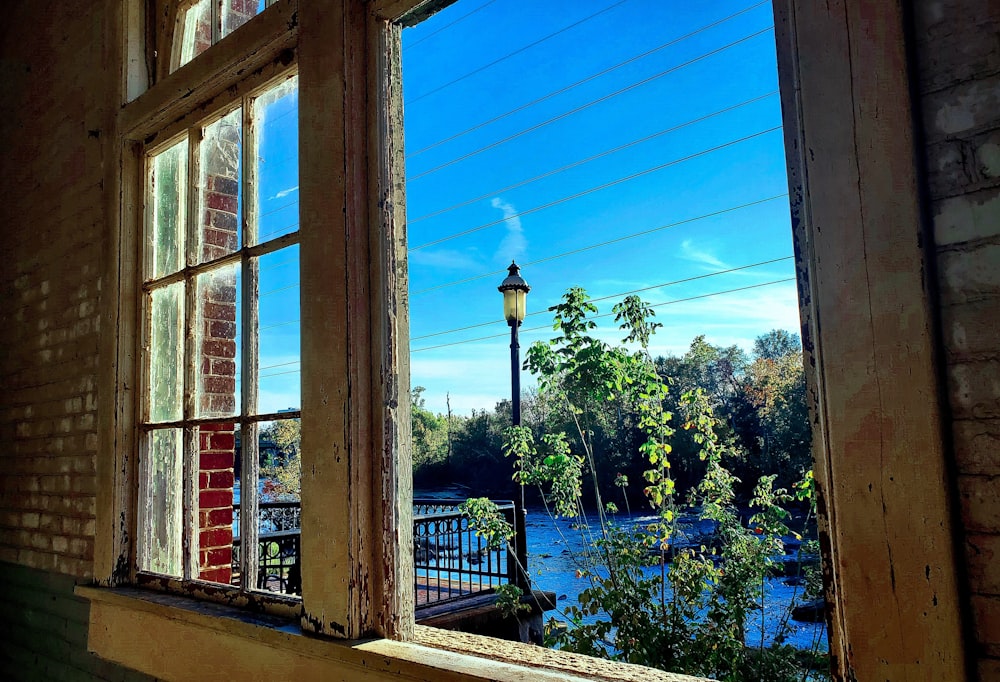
[498,261,530,324]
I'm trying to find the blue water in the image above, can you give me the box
[522,507,828,653]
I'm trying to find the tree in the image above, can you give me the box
[481,289,825,680]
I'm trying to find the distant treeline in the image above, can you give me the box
[411,329,811,506]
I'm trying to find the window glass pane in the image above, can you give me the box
[149,283,185,423]
[139,428,183,576]
[257,246,300,414]
[258,418,301,596]
[197,262,242,418]
[178,0,212,70]
[197,421,239,587]
[199,108,243,263]
[148,140,188,279]
[221,0,266,40]
[254,76,299,245]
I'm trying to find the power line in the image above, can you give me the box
[406,0,770,160]
[411,256,792,341]
[406,26,775,183]
[411,278,796,353]
[411,194,789,296]
[409,91,778,226]
[404,0,500,52]
[408,0,632,105]
[409,126,783,252]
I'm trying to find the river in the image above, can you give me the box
[521,506,828,653]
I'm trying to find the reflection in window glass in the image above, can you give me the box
[197,263,242,418]
[199,108,243,263]
[149,140,188,279]
[139,428,183,576]
[179,0,212,68]
[149,283,184,423]
[176,0,275,72]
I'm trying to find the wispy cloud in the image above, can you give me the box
[491,197,527,264]
[273,185,299,200]
[680,239,727,270]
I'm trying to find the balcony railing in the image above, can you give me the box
[231,499,527,607]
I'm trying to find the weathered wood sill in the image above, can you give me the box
[77,586,708,681]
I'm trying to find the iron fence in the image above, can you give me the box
[229,498,527,605]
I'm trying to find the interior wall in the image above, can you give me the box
[0,3,148,679]
[912,2,1000,679]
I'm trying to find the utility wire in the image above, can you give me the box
[411,256,792,341]
[409,126,783,252]
[412,194,788,296]
[408,0,632,105]
[406,0,770,159]
[404,0,500,51]
[409,91,778,226]
[411,278,796,353]
[249,201,792,332]
[406,26,775,182]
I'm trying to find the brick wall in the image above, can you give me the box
[0,3,152,680]
[912,2,1000,678]
[0,2,105,583]
[197,119,241,586]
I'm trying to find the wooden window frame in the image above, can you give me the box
[91,0,971,679]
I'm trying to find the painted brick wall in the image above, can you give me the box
[912,2,1000,679]
[0,4,153,680]
[0,2,106,582]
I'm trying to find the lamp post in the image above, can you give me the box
[498,261,530,426]
[498,262,530,591]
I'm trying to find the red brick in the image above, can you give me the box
[206,192,237,213]
[209,319,236,340]
[202,339,236,359]
[206,548,232,567]
[210,209,238,232]
[208,508,234,526]
[211,358,236,377]
[209,175,238,196]
[209,470,234,489]
[199,489,233,510]
[203,376,235,396]
[203,301,236,322]
[200,526,233,549]
[199,471,209,489]
[210,432,235,450]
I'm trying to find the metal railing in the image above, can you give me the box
[230,499,527,605]
[232,501,302,595]
[413,498,528,607]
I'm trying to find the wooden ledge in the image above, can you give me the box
[77,586,708,682]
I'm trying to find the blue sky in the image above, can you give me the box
[401,0,800,416]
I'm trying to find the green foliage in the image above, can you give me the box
[465,287,827,680]
[459,497,514,550]
[261,419,301,499]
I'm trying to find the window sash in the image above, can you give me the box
[136,73,302,608]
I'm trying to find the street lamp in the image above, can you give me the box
[498,261,530,426]
[498,261,530,592]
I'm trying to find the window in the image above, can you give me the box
[88,2,970,680]
[138,74,301,606]
[174,0,281,71]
